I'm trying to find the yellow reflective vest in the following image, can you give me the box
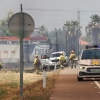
[69,54,76,60]
[34,58,40,65]
[59,55,66,61]
[34,58,37,64]
[0,62,2,66]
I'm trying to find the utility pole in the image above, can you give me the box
[77,9,80,58]
[56,31,57,52]
[20,4,24,98]
[54,31,58,72]
[77,9,80,24]
[65,34,67,55]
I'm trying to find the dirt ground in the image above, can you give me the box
[0,69,60,84]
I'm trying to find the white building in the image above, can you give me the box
[0,44,20,63]
[0,35,50,63]
[30,44,50,61]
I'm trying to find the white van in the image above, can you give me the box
[41,51,69,70]
[77,45,100,81]
[49,51,69,67]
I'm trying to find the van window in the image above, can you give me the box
[81,49,100,59]
[50,53,61,58]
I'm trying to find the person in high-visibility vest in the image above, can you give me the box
[34,55,41,74]
[69,50,76,68]
[59,52,66,69]
[0,62,3,70]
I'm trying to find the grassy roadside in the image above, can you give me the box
[0,69,60,100]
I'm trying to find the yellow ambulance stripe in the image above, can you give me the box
[92,59,99,65]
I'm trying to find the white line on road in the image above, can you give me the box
[92,78,100,89]
[94,81,100,89]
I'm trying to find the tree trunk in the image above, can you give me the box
[92,29,99,45]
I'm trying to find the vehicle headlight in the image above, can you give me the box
[79,66,85,69]
[77,65,85,69]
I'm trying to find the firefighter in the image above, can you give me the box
[59,52,66,69]
[0,62,3,70]
[34,55,41,74]
[69,50,76,68]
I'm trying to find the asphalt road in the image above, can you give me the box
[50,67,100,100]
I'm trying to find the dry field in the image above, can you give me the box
[0,69,60,100]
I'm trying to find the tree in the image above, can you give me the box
[47,28,67,53]
[85,15,100,45]
[39,25,48,37]
[0,10,14,36]
[63,20,82,55]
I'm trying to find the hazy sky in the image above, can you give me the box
[1,0,100,35]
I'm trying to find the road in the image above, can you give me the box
[50,67,100,100]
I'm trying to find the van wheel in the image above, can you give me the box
[77,75,83,81]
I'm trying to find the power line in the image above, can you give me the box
[23,8,75,12]
[23,8,100,12]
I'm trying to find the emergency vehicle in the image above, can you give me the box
[77,45,100,81]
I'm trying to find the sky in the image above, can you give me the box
[1,0,100,35]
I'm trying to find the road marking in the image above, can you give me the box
[94,87,97,88]
[94,81,100,89]
[92,78,100,89]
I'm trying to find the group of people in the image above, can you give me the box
[59,50,76,69]
[0,50,76,74]
[33,50,77,74]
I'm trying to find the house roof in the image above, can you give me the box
[79,39,90,46]
[0,36,47,41]
[0,36,90,46]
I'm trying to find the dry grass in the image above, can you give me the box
[0,69,60,100]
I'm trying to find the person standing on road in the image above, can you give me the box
[69,50,76,68]
[33,55,41,74]
[0,61,3,70]
[59,52,66,69]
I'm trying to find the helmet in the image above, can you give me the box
[71,50,74,53]
[35,55,38,57]
[60,52,63,55]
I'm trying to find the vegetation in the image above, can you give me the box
[0,74,58,100]
[85,15,100,45]
[63,20,82,55]
[39,25,48,37]
[81,36,91,43]
[0,10,14,36]
[39,20,82,56]
[39,25,52,44]
[45,28,68,54]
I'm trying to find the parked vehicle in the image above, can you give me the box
[41,57,51,70]
[41,51,69,70]
[77,45,100,81]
